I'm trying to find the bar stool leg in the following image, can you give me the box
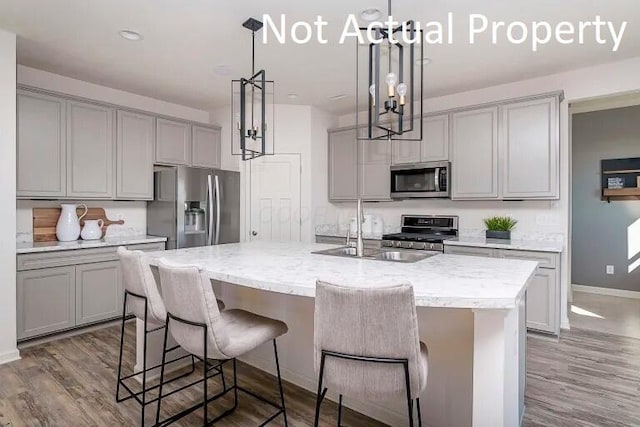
[203,325,208,427]
[338,394,343,426]
[115,292,128,401]
[416,398,422,427]
[313,352,328,427]
[155,317,170,426]
[403,361,414,427]
[141,305,149,426]
[273,340,288,426]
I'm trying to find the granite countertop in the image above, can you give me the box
[144,241,537,309]
[444,236,563,253]
[16,235,168,254]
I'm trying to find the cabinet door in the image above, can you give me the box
[156,118,191,165]
[192,125,221,168]
[116,110,154,200]
[360,131,391,201]
[501,97,559,199]
[391,119,421,165]
[328,128,358,201]
[17,91,66,198]
[75,261,123,326]
[451,107,499,199]
[17,266,75,340]
[525,269,557,334]
[67,101,115,198]
[421,114,449,162]
[443,245,497,257]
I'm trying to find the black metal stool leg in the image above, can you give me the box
[154,317,170,426]
[203,325,208,427]
[273,340,288,426]
[115,292,128,402]
[313,352,327,427]
[403,361,414,427]
[416,397,422,427]
[338,394,343,427]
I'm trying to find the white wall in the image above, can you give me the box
[0,29,18,364]
[329,56,640,330]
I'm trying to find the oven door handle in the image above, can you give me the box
[434,168,440,192]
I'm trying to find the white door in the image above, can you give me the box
[249,154,301,241]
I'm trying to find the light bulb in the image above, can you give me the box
[369,84,376,106]
[397,82,407,105]
[385,72,397,97]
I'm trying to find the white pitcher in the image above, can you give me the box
[56,203,88,242]
[81,219,104,241]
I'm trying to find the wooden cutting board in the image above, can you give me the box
[33,207,125,242]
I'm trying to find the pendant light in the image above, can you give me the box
[232,18,275,160]
[356,0,424,141]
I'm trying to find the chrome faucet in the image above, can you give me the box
[355,198,365,257]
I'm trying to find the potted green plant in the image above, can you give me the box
[483,216,517,240]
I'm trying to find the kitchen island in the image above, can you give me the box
[142,241,537,427]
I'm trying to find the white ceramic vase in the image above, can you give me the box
[56,203,88,242]
[80,219,104,240]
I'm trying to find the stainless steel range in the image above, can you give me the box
[382,215,459,252]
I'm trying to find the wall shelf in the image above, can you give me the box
[601,157,640,202]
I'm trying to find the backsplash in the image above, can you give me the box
[16,200,148,242]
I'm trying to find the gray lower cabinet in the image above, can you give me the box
[156,118,191,165]
[75,261,123,326]
[17,266,76,340]
[443,244,560,334]
[192,125,221,168]
[16,242,165,341]
[17,90,67,198]
[66,100,115,199]
[116,110,155,200]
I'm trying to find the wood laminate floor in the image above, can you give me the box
[2,323,640,426]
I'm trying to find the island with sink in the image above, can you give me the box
[140,240,537,427]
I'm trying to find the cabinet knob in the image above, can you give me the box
[251,230,258,236]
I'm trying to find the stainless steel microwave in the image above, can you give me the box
[390,161,450,199]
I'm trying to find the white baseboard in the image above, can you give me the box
[572,284,640,299]
[0,349,20,365]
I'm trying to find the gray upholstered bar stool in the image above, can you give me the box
[154,260,289,427]
[313,281,429,427]
[115,247,225,426]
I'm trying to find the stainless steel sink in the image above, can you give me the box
[312,246,436,263]
[373,251,436,263]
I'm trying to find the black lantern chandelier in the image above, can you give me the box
[357,0,424,141]
[232,18,275,160]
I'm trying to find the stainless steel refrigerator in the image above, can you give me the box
[147,166,241,249]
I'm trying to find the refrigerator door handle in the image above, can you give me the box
[207,174,214,245]
[214,175,221,245]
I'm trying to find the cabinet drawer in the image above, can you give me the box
[498,249,557,269]
[444,245,497,258]
[17,242,166,271]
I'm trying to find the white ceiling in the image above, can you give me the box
[1,0,639,114]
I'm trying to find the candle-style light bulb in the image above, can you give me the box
[385,72,398,97]
[396,82,407,105]
[369,84,376,106]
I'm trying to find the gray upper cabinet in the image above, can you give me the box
[451,107,499,199]
[500,97,559,199]
[17,266,75,340]
[116,110,154,200]
[359,132,391,201]
[17,90,66,198]
[392,114,449,164]
[192,125,221,168]
[328,128,358,201]
[66,101,115,199]
[156,118,191,165]
[421,114,449,162]
[75,261,123,326]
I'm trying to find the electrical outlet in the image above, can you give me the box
[606,265,615,275]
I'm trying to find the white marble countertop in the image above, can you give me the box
[444,236,563,253]
[16,235,168,254]
[143,241,537,309]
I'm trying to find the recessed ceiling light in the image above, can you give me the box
[329,94,347,101]
[287,93,298,99]
[416,57,432,66]
[119,30,143,41]
[360,8,382,22]
[213,65,232,76]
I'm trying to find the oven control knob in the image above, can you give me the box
[407,242,414,249]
